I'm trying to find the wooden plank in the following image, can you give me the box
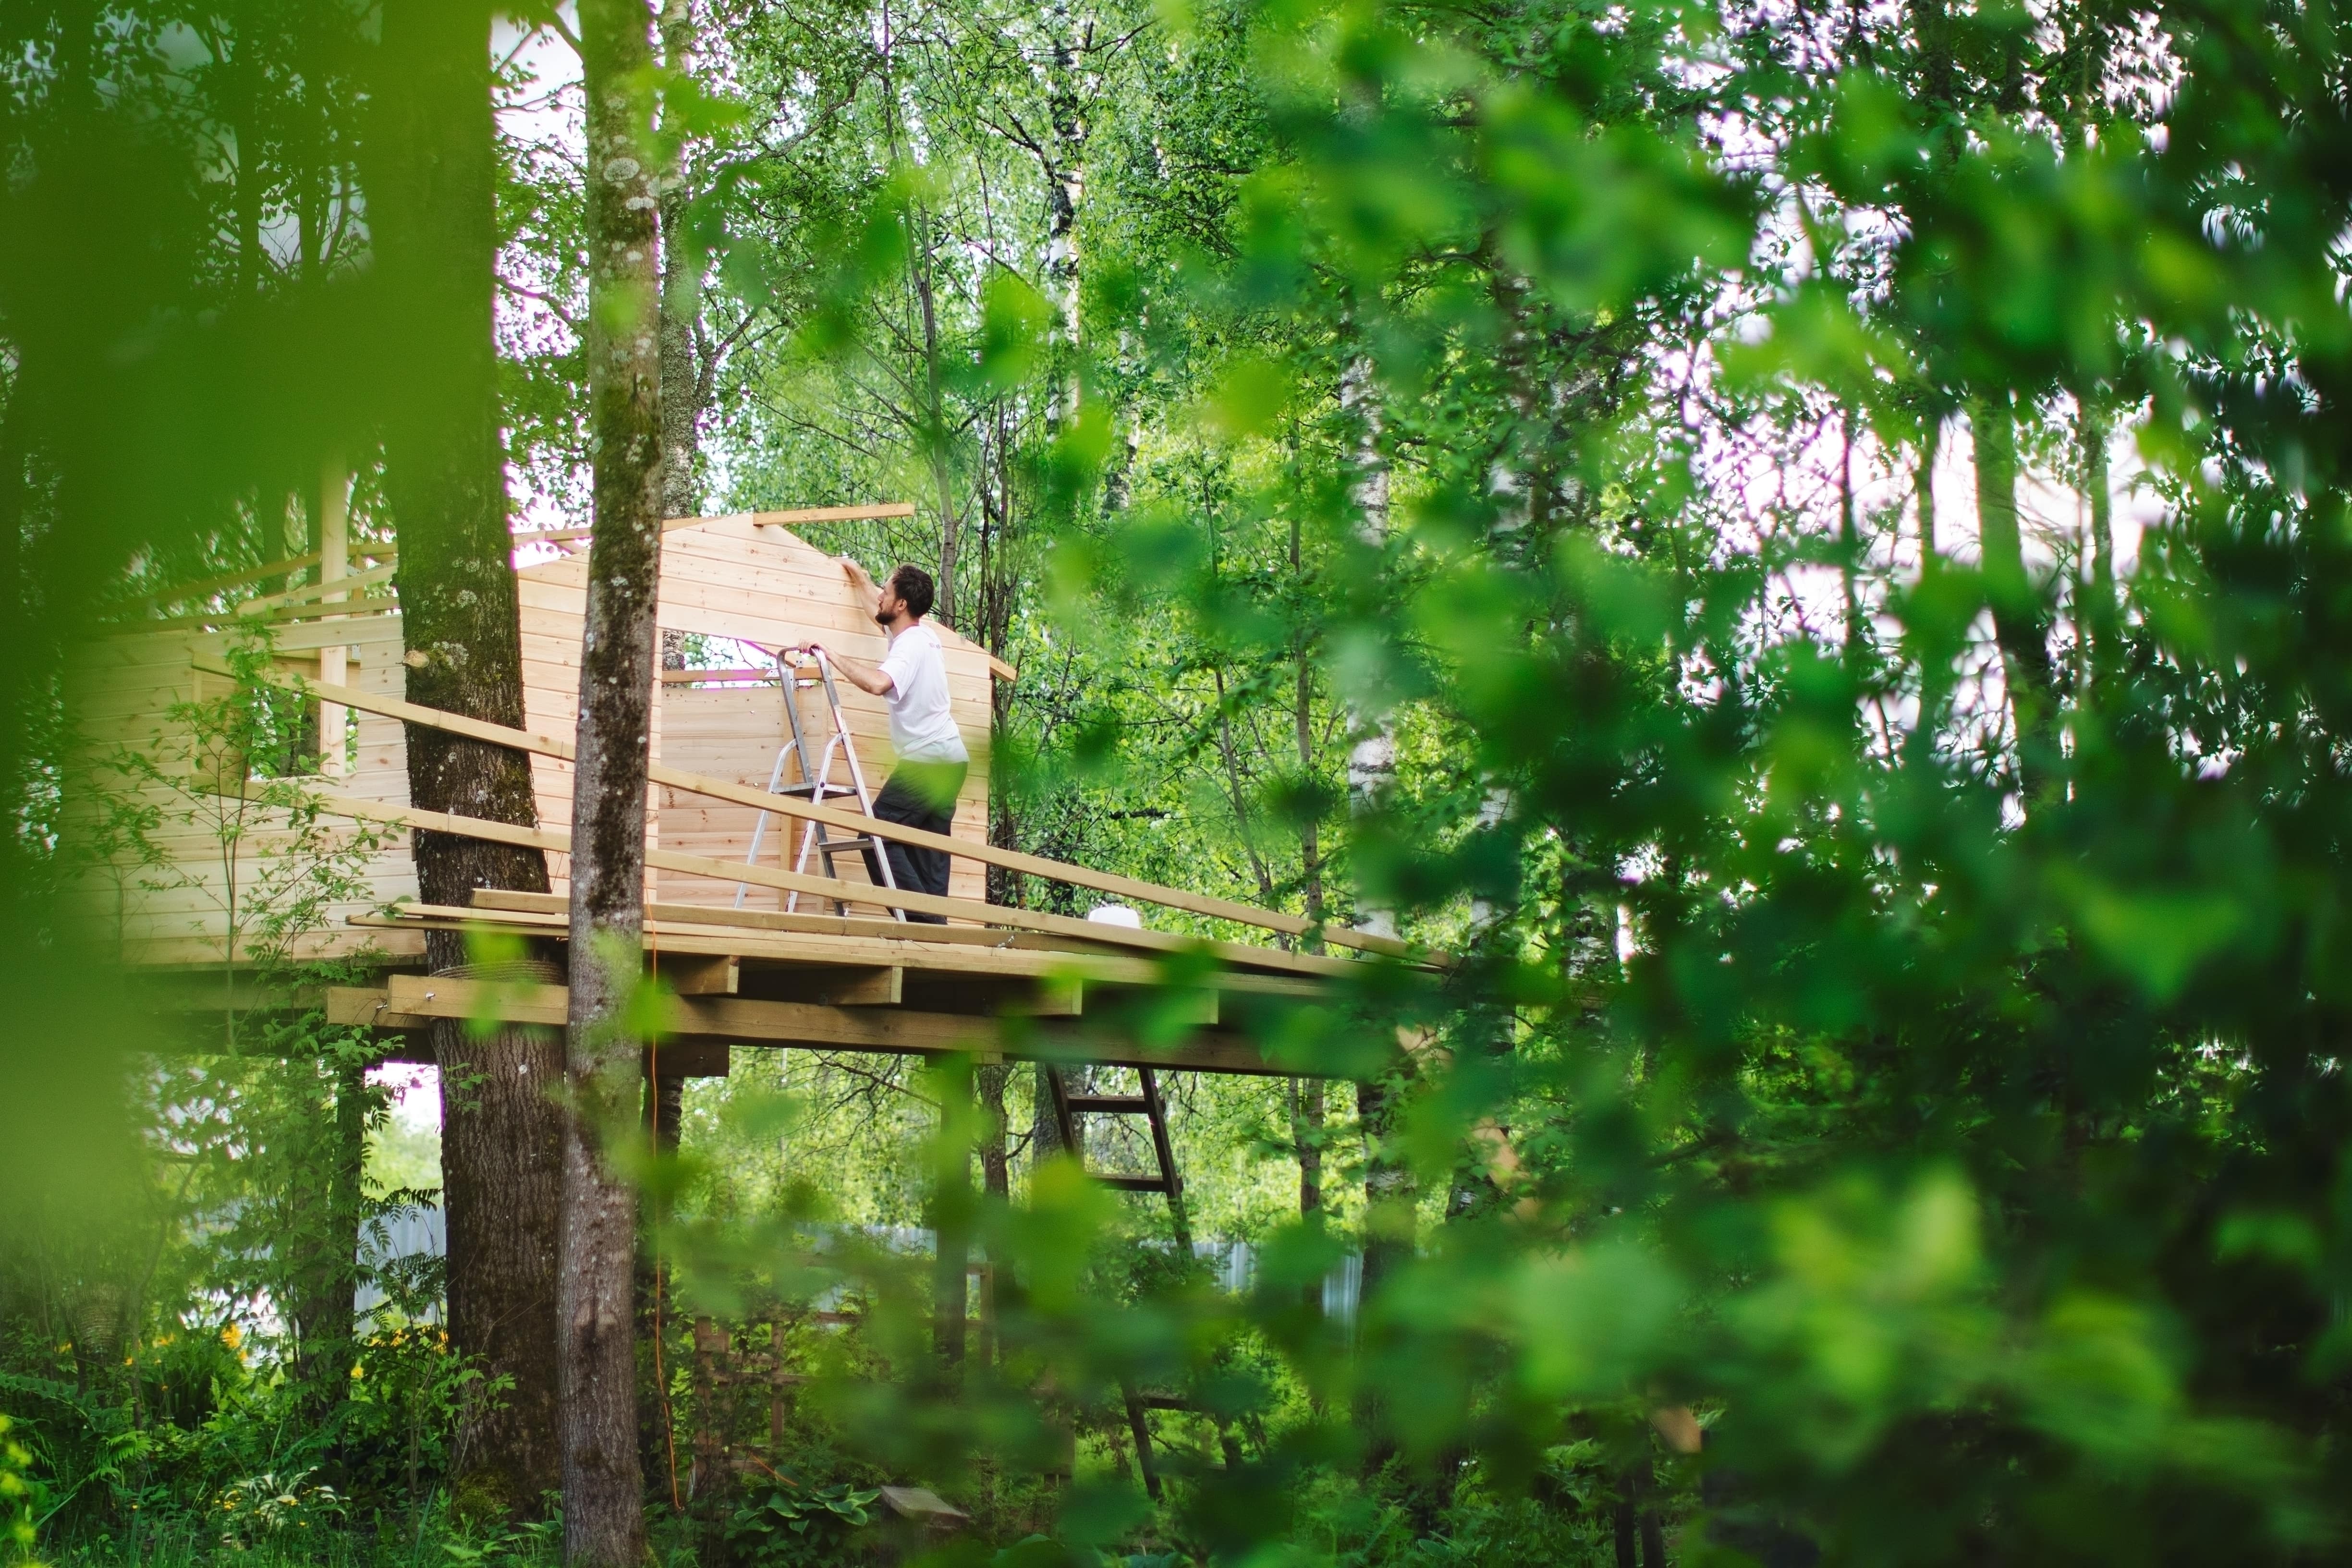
[304,787,1367,976]
[324,988,729,1077]
[665,954,739,996]
[323,792,1358,979]
[362,975,1279,1073]
[202,560,402,617]
[470,887,1313,968]
[127,550,325,607]
[219,671,1415,960]
[805,966,902,1005]
[517,504,917,546]
[1024,977,1085,1017]
[354,905,1318,994]
[146,586,399,632]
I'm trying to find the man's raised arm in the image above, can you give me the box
[841,555,882,617]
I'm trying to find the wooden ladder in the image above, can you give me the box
[734,645,904,918]
[1043,1063,1191,1497]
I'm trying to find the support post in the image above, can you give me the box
[318,456,350,777]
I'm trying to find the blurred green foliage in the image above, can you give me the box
[15,0,2352,1561]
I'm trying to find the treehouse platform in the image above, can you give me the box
[77,510,1417,1075]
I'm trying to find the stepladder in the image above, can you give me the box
[734,645,904,919]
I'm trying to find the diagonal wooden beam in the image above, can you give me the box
[213,667,1420,961]
[267,784,1364,987]
[469,887,1356,979]
[516,504,917,545]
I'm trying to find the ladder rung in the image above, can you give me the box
[814,836,888,853]
[1093,1173,1176,1193]
[1065,1095,1152,1114]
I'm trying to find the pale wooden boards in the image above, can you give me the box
[352,900,1325,1002]
[71,514,1397,973]
[325,975,1283,1075]
[261,779,1372,980]
[70,515,1005,958]
[239,671,1415,961]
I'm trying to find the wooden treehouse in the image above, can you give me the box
[78,507,1418,1084]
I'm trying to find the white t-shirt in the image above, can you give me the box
[877,622,969,764]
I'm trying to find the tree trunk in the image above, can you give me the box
[1292,1078,1323,1216]
[1341,343,1412,1473]
[292,1054,367,1422]
[2082,401,2114,685]
[976,1063,1012,1198]
[1915,410,1940,564]
[646,37,695,1454]
[655,0,701,524]
[634,1062,684,1509]
[0,383,26,920]
[932,1060,974,1368]
[368,0,561,1513]
[564,0,664,1558]
[1973,395,2055,805]
[438,1021,565,1508]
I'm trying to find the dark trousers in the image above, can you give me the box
[866,761,966,922]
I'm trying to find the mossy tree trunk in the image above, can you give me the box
[562,0,664,1558]
[367,0,561,1515]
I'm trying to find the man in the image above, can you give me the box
[809,559,968,923]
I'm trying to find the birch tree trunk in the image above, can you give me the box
[1973,395,2056,807]
[563,0,663,1558]
[368,0,561,1514]
[1339,342,1415,1323]
[2081,401,2115,685]
[655,0,700,524]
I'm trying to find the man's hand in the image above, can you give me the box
[841,555,884,621]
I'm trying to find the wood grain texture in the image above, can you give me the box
[362,975,1281,1074]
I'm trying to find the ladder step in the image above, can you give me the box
[815,836,888,854]
[1065,1095,1152,1114]
[1093,1173,1177,1193]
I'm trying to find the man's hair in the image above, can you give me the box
[889,564,936,620]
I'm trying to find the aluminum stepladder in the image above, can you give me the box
[1043,1062,1195,1496]
[733,645,905,920]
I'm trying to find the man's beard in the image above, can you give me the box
[872,609,893,629]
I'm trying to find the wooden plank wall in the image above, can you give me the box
[645,517,991,910]
[68,610,424,964]
[73,518,996,963]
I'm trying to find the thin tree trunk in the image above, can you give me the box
[1341,343,1412,1472]
[909,218,962,629]
[977,1063,1011,1198]
[2082,401,2114,684]
[644,0,698,1497]
[564,0,664,1559]
[1916,411,1939,565]
[634,1062,684,1509]
[1839,407,1861,661]
[1292,1079,1322,1216]
[933,1060,973,1368]
[369,0,560,1513]
[292,1056,367,1420]
[655,0,700,523]
[1973,395,2055,806]
[0,382,26,920]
